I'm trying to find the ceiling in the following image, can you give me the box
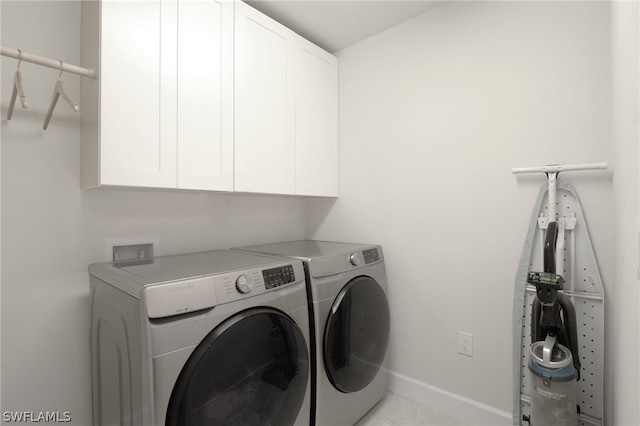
[245,1,446,53]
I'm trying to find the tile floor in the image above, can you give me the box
[355,393,467,426]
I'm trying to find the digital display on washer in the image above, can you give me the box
[262,265,296,289]
[362,248,380,264]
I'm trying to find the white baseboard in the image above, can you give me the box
[388,370,512,426]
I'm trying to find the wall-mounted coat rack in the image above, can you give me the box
[1,46,96,129]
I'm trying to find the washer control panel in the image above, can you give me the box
[262,264,296,289]
[144,261,302,318]
[235,274,254,294]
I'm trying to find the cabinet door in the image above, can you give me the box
[295,39,339,197]
[100,0,178,188]
[234,1,296,195]
[177,0,233,191]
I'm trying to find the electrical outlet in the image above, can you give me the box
[458,331,473,357]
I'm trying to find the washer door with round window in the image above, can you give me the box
[324,275,391,393]
[166,308,309,426]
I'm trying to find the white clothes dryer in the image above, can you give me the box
[234,240,390,426]
[89,250,311,426]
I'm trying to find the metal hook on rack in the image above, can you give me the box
[7,48,28,120]
[42,59,79,130]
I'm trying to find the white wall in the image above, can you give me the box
[0,2,307,424]
[611,1,640,425]
[1,1,631,425]
[308,1,613,422]
[0,0,3,413]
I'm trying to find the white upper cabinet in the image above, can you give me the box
[295,39,339,197]
[234,1,339,197]
[234,1,296,195]
[177,0,234,191]
[82,0,337,196]
[94,0,175,188]
[81,0,233,191]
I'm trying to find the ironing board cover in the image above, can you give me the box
[513,178,604,426]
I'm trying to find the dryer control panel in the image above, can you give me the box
[348,248,381,266]
[362,248,380,264]
[308,246,384,278]
[309,246,384,278]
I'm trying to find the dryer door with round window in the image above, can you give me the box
[166,308,309,425]
[324,275,391,393]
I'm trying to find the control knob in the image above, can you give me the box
[349,253,361,266]
[235,274,253,294]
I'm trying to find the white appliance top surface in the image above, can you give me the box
[91,250,296,285]
[237,240,375,260]
[90,250,307,317]
[122,250,295,283]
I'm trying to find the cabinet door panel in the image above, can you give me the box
[235,3,295,194]
[100,0,177,188]
[177,0,233,191]
[295,41,339,197]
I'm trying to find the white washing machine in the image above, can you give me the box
[234,240,390,426]
[89,250,311,426]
